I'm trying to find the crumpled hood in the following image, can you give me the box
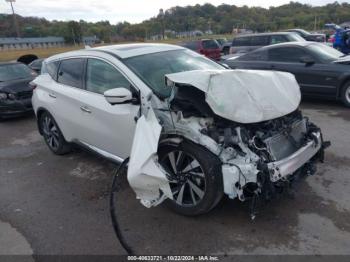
[165,69,301,124]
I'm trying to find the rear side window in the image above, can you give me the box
[238,50,267,61]
[232,37,251,46]
[46,61,59,80]
[57,59,85,88]
[202,40,220,49]
[251,36,269,46]
[86,58,131,95]
[268,47,308,62]
[270,35,288,45]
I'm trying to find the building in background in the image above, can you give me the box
[82,36,100,46]
[0,37,65,51]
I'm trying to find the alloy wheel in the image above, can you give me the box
[160,150,206,207]
[346,85,350,104]
[42,115,60,151]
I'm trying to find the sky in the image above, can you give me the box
[0,0,349,24]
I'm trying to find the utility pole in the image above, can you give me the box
[5,0,20,38]
[158,8,165,40]
[314,15,317,31]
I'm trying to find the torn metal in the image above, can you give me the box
[127,69,327,212]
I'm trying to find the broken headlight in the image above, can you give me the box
[0,92,8,100]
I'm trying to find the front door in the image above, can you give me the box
[77,58,140,159]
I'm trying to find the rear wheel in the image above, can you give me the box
[341,81,350,107]
[39,111,71,155]
[158,139,223,216]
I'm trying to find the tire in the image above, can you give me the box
[223,47,230,55]
[39,111,71,155]
[158,139,223,216]
[341,81,350,107]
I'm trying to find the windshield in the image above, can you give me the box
[307,43,343,62]
[124,49,224,98]
[287,33,306,42]
[0,63,33,82]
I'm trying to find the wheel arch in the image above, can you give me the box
[337,75,350,99]
[36,107,49,135]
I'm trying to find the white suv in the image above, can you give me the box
[32,44,327,216]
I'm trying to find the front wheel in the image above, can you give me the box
[158,139,223,216]
[341,81,350,107]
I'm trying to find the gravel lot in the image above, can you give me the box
[0,99,350,258]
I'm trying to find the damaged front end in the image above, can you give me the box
[127,69,329,216]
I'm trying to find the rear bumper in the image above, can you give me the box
[0,98,33,118]
[267,132,322,182]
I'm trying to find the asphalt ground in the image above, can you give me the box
[0,99,349,260]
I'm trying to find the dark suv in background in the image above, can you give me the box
[286,29,326,42]
[229,32,305,54]
[179,39,221,60]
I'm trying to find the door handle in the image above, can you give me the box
[49,93,56,98]
[80,106,91,113]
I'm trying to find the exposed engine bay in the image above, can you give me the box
[127,69,329,216]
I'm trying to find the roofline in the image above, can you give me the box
[235,32,296,38]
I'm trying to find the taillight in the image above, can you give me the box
[229,47,235,54]
[29,82,37,90]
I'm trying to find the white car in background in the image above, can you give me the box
[32,44,328,217]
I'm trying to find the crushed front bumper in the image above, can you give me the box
[267,132,322,182]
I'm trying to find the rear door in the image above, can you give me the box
[49,58,86,141]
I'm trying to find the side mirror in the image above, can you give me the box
[300,56,315,65]
[104,88,132,105]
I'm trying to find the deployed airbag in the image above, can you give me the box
[127,109,173,207]
[166,70,301,124]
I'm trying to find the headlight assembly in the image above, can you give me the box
[0,92,8,100]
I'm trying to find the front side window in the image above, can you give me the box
[124,49,223,98]
[268,47,308,62]
[57,58,85,88]
[307,43,343,62]
[86,59,131,94]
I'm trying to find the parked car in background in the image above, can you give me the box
[29,58,44,74]
[334,29,350,54]
[286,29,326,42]
[0,62,37,118]
[31,44,327,216]
[216,38,232,55]
[224,41,350,107]
[179,39,221,60]
[229,32,305,54]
